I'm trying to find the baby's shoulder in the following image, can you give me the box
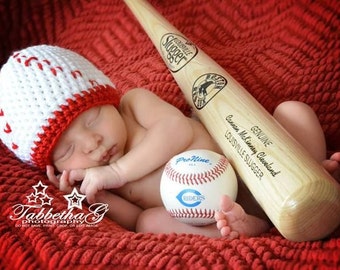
[121,88,154,102]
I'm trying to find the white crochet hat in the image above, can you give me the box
[0,45,120,169]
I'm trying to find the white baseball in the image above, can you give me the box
[160,149,238,226]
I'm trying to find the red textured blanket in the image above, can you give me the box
[0,0,339,269]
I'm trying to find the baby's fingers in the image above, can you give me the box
[79,182,96,204]
[59,170,73,193]
[69,169,86,185]
[85,192,96,205]
[46,165,59,187]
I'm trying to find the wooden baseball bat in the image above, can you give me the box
[123,0,340,241]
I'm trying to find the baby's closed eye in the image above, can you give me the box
[54,144,74,162]
[86,107,101,127]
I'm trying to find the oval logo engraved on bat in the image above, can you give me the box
[176,189,205,207]
[192,73,227,109]
[160,33,198,72]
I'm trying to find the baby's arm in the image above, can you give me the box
[47,165,142,230]
[114,88,195,181]
[73,89,195,202]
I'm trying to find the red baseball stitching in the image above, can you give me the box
[168,208,215,219]
[163,157,228,185]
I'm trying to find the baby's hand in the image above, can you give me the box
[69,164,125,204]
[46,165,73,193]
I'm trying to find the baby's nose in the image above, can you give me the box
[82,133,102,153]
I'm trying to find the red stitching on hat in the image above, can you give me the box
[0,109,3,116]
[37,62,43,70]
[14,52,65,76]
[12,143,18,150]
[4,123,12,133]
[50,66,63,76]
[71,70,82,79]
[24,57,38,67]
[89,79,99,86]
[12,52,23,63]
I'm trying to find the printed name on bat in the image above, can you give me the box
[224,115,281,180]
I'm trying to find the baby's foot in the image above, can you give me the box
[322,152,340,183]
[214,195,270,239]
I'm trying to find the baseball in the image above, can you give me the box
[160,149,238,226]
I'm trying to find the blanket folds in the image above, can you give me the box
[0,0,339,269]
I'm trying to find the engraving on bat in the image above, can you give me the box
[224,115,281,180]
[192,73,227,109]
[160,33,198,72]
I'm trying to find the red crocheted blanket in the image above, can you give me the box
[0,0,339,269]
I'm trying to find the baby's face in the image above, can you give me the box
[52,105,127,172]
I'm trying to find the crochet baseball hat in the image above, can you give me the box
[0,45,121,169]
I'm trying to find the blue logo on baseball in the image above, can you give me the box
[176,189,205,207]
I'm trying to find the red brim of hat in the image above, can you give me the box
[31,84,121,169]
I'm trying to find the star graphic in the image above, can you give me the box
[39,194,54,206]
[33,181,48,196]
[26,192,38,203]
[64,188,86,210]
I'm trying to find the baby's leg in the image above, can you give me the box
[96,191,143,231]
[136,206,223,238]
[273,101,326,162]
[137,203,269,239]
[273,101,340,181]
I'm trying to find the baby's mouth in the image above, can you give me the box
[101,152,110,163]
[101,146,117,163]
